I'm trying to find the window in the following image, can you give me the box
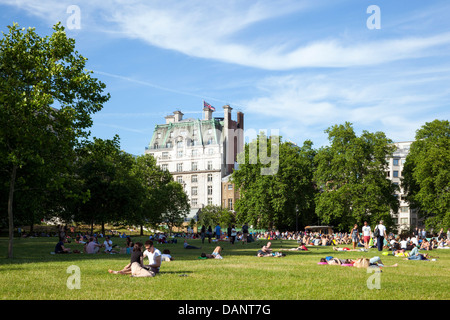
[228,184,233,190]
[162,152,169,159]
[177,150,183,158]
[400,218,408,225]
[177,140,183,148]
[157,133,161,139]
[177,163,183,172]
[207,185,213,195]
[207,138,213,145]
[386,171,390,177]
[191,162,198,171]
[161,164,168,171]
[393,159,399,166]
[192,149,198,157]
[228,199,233,210]
[169,131,174,138]
[153,143,158,149]
[191,187,198,196]
[208,197,213,205]
[207,161,213,170]
[166,141,172,148]
[191,175,198,183]
[208,148,214,155]
[393,171,399,178]
[191,198,198,207]
[176,176,183,184]
[207,174,213,182]
[400,206,409,213]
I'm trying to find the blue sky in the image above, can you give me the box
[1,0,449,155]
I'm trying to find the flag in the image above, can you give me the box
[203,100,215,111]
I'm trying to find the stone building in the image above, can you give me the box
[145,104,244,222]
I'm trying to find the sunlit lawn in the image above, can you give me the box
[1,236,449,300]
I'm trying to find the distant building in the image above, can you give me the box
[145,104,244,223]
[222,174,240,211]
[386,141,422,232]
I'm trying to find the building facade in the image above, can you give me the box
[145,104,244,221]
[386,141,423,231]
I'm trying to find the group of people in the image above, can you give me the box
[199,223,251,245]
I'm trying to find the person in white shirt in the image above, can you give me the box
[376,220,387,251]
[400,238,408,250]
[103,236,118,254]
[143,240,161,274]
[362,221,371,249]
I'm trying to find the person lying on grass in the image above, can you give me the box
[278,244,309,251]
[320,257,397,267]
[108,242,155,278]
[199,246,224,259]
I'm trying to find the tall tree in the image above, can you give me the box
[402,119,450,230]
[129,154,173,235]
[232,134,317,230]
[314,122,399,231]
[0,23,109,258]
[161,181,190,234]
[74,136,133,235]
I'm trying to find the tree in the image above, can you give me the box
[161,181,190,234]
[74,136,134,235]
[130,154,174,235]
[0,23,109,258]
[402,119,450,230]
[314,122,399,231]
[197,205,235,229]
[232,133,317,230]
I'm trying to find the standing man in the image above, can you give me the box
[376,220,387,252]
[242,223,249,244]
[362,221,371,249]
[215,224,222,240]
[143,240,161,275]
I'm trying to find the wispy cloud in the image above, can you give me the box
[3,0,450,70]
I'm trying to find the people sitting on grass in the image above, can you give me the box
[108,242,155,277]
[54,238,71,254]
[103,236,119,254]
[84,237,102,254]
[161,249,174,261]
[256,242,286,257]
[143,240,162,274]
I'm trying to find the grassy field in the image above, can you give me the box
[0,236,449,300]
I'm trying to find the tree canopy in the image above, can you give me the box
[402,119,450,229]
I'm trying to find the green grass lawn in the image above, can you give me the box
[1,236,449,300]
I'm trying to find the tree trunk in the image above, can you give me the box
[140,225,144,236]
[8,165,18,259]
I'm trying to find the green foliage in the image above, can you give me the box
[314,122,399,230]
[0,22,110,257]
[198,205,235,228]
[232,134,317,230]
[402,119,450,229]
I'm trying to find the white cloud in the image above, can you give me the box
[3,0,450,70]
[240,65,450,145]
